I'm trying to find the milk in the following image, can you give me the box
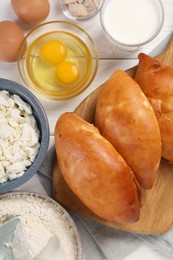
[101,0,164,47]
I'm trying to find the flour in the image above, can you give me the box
[11,217,53,259]
[0,193,80,260]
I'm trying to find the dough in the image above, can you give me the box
[95,70,161,189]
[135,53,173,162]
[55,112,140,224]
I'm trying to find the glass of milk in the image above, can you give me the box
[100,0,164,51]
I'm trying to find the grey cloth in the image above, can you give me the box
[135,230,173,258]
[17,157,173,260]
[71,213,142,260]
[18,173,142,260]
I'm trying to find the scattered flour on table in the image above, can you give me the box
[0,194,79,260]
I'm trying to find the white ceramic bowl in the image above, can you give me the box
[0,191,82,259]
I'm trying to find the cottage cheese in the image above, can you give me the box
[0,193,79,259]
[0,90,40,183]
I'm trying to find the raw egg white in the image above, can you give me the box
[11,0,50,25]
[55,61,80,85]
[0,21,26,62]
[40,40,67,65]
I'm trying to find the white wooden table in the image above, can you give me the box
[0,0,173,259]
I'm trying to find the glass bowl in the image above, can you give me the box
[100,0,164,51]
[18,21,98,100]
[59,0,104,20]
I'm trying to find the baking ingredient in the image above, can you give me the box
[39,38,80,85]
[0,90,40,183]
[135,53,173,162]
[63,0,101,18]
[40,40,67,65]
[101,0,163,45]
[36,235,66,259]
[0,193,78,259]
[25,31,92,98]
[39,40,80,85]
[95,70,161,189]
[0,20,26,62]
[11,0,50,25]
[55,61,80,85]
[55,112,140,224]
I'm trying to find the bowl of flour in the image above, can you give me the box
[0,191,82,259]
[0,78,49,193]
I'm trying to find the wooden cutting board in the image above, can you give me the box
[53,35,173,235]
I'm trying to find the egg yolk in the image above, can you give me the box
[40,40,67,64]
[55,61,80,85]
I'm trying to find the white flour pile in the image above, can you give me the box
[0,193,79,260]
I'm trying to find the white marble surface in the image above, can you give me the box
[0,0,173,259]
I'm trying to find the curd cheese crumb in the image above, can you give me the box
[0,90,40,183]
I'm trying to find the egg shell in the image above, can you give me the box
[11,0,50,25]
[0,21,26,62]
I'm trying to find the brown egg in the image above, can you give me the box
[11,0,50,25]
[0,21,26,62]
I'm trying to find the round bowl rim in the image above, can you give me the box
[0,190,82,259]
[18,21,99,100]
